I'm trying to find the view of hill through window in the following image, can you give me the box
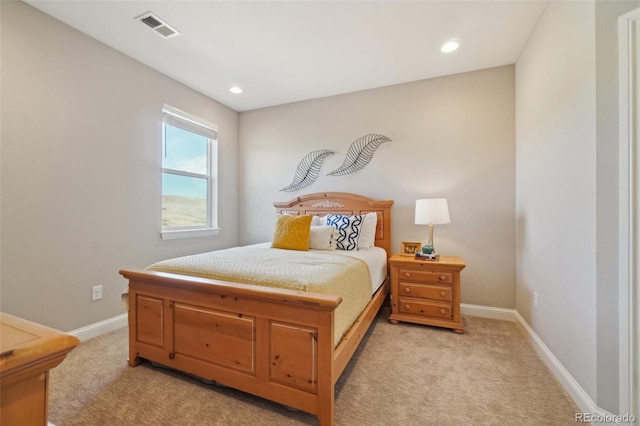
[162,124,210,228]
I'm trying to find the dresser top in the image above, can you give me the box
[1,312,79,376]
[389,254,466,270]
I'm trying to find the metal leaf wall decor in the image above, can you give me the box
[280,149,335,192]
[327,134,391,176]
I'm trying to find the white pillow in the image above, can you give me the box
[325,214,364,251]
[309,226,339,250]
[358,212,378,249]
[311,215,323,226]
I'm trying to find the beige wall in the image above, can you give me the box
[516,0,640,412]
[516,0,597,402]
[239,66,516,309]
[0,1,239,331]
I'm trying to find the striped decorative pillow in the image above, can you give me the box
[325,214,364,251]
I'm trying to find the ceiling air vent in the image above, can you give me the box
[136,12,180,39]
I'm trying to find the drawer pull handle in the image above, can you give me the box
[405,304,411,310]
[405,272,411,278]
[440,291,446,297]
[404,287,411,293]
[439,275,446,281]
[440,308,446,315]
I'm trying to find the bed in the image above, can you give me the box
[119,192,393,426]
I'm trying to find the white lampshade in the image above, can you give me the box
[415,199,450,225]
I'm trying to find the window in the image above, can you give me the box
[161,105,218,239]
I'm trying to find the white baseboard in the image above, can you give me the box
[462,304,621,425]
[513,311,623,425]
[68,313,127,342]
[461,303,516,321]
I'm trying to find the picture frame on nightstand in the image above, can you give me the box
[400,241,421,256]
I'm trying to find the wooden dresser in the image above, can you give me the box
[0,312,80,425]
[388,254,466,333]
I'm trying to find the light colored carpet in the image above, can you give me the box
[49,308,579,425]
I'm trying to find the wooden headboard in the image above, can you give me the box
[273,192,394,258]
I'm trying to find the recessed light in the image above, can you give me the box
[229,86,243,94]
[441,40,460,53]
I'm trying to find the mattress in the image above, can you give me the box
[145,243,386,346]
[251,242,387,295]
[325,245,387,295]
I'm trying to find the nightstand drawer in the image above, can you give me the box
[398,298,452,320]
[398,268,453,284]
[398,282,452,302]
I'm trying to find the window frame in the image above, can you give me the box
[160,104,219,240]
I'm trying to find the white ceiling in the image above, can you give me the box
[24,0,548,112]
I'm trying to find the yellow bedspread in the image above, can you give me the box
[146,245,373,347]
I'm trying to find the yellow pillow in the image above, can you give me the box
[272,214,313,251]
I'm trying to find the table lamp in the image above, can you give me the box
[415,198,450,256]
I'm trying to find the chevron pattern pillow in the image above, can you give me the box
[325,214,364,251]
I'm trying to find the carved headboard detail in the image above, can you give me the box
[273,192,394,258]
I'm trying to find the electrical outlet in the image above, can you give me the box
[533,292,539,309]
[92,285,103,301]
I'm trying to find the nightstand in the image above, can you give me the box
[388,254,466,333]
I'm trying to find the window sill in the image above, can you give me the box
[161,227,220,240]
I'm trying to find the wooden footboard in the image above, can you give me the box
[120,268,389,426]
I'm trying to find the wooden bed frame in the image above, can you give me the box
[119,192,393,426]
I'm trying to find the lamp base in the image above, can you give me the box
[421,244,434,254]
[415,252,440,261]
